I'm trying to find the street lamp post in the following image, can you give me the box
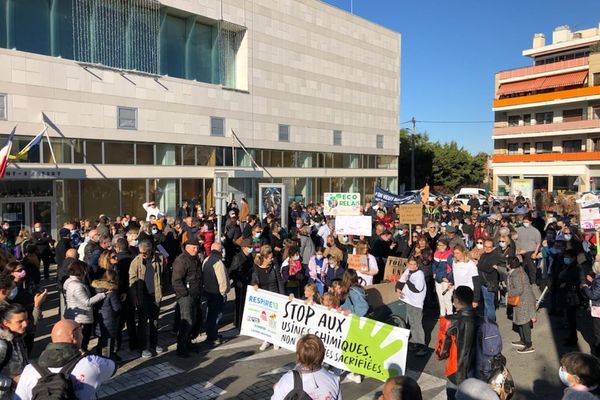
[410,117,416,190]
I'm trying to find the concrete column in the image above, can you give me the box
[548,175,554,192]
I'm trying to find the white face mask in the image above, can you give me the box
[293,255,300,261]
[34,227,41,232]
[476,243,484,250]
[316,255,323,260]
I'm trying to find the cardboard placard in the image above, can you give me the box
[397,204,423,225]
[347,254,369,273]
[459,204,471,213]
[383,257,407,282]
[364,282,399,310]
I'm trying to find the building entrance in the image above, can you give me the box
[0,197,55,239]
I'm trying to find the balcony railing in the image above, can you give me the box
[493,119,600,135]
[492,151,600,163]
[497,57,589,80]
[493,86,600,108]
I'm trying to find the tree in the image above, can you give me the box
[398,128,433,190]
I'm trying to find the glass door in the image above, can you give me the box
[0,197,56,238]
[0,202,27,243]
[31,201,53,235]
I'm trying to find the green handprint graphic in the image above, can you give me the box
[341,315,405,381]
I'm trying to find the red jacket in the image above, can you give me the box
[203,230,215,255]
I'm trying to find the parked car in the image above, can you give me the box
[450,193,486,206]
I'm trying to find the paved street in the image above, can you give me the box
[32,266,593,400]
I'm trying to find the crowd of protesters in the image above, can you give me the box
[0,191,598,399]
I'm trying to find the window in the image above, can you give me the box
[562,140,582,153]
[182,145,196,165]
[0,94,6,120]
[523,114,531,126]
[211,117,225,137]
[135,143,154,165]
[117,107,137,130]
[594,106,600,120]
[523,142,531,155]
[160,14,186,78]
[104,142,134,164]
[535,112,553,124]
[594,73,600,86]
[85,140,103,164]
[535,141,553,154]
[278,125,290,142]
[333,130,342,146]
[508,116,519,127]
[507,143,519,155]
[592,138,600,152]
[563,109,583,122]
[376,135,384,149]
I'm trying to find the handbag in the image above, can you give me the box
[506,270,526,307]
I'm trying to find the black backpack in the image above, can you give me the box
[283,370,312,400]
[30,354,86,400]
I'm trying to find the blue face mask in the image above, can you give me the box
[563,234,572,241]
[84,236,91,243]
[522,222,530,228]
[559,367,572,387]
[133,240,138,247]
[151,229,158,235]
[70,229,76,236]
[564,257,573,265]
[8,286,18,300]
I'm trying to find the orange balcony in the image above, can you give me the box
[493,119,600,136]
[493,86,600,108]
[492,151,600,163]
[497,57,589,80]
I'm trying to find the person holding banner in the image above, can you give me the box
[271,334,341,400]
[251,245,285,351]
[307,246,328,296]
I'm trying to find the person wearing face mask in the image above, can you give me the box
[323,235,344,264]
[558,352,600,399]
[506,256,536,354]
[582,258,600,357]
[0,303,30,399]
[515,215,542,285]
[230,239,255,329]
[54,227,73,277]
[307,247,328,296]
[559,249,582,347]
[30,222,52,281]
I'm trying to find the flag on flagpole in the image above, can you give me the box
[8,126,47,161]
[0,126,17,178]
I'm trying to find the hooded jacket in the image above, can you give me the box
[92,279,121,337]
[0,327,27,399]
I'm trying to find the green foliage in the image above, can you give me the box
[398,129,487,192]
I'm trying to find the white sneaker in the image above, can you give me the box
[346,373,363,383]
[259,341,270,351]
[274,345,280,350]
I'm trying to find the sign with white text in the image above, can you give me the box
[335,215,372,236]
[240,287,410,381]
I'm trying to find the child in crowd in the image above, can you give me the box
[92,269,121,360]
[303,282,321,305]
[324,255,345,290]
[322,292,340,310]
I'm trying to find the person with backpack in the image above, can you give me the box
[439,286,477,400]
[271,334,341,400]
[0,303,29,399]
[14,319,115,400]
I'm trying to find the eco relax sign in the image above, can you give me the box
[323,192,361,216]
[240,287,410,381]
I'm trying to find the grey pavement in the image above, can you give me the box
[34,267,589,399]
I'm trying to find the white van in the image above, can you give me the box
[458,188,489,197]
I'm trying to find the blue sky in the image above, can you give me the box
[323,0,600,154]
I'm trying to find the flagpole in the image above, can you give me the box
[43,123,58,166]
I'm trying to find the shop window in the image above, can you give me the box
[562,139,582,153]
[136,143,154,165]
[508,116,519,127]
[210,117,225,137]
[85,140,102,164]
[563,109,583,122]
[507,143,519,155]
[333,130,342,146]
[278,125,290,142]
[105,142,134,164]
[535,141,553,154]
[117,107,137,130]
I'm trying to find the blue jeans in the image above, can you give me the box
[481,287,496,322]
[206,293,225,341]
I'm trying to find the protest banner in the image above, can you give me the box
[241,287,410,381]
[510,179,533,200]
[347,254,369,273]
[397,204,423,225]
[383,257,407,282]
[374,187,419,207]
[324,192,361,216]
[334,215,372,236]
[580,206,600,230]
[459,203,471,213]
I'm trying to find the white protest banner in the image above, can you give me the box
[240,287,410,381]
[324,193,361,216]
[335,215,372,236]
[580,207,600,230]
[510,179,533,200]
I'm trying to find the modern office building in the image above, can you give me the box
[0,0,400,234]
[492,24,600,194]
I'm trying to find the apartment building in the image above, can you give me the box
[492,24,600,194]
[0,0,400,235]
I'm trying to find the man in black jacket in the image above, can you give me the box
[440,286,477,400]
[171,238,203,357]
[114,238,136,352]
[229,239,254,329]
[477,239,505,322]
[31,222,52,280]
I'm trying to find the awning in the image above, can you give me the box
[497,70,588,96]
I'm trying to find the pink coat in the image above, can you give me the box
[307,255,329,280]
